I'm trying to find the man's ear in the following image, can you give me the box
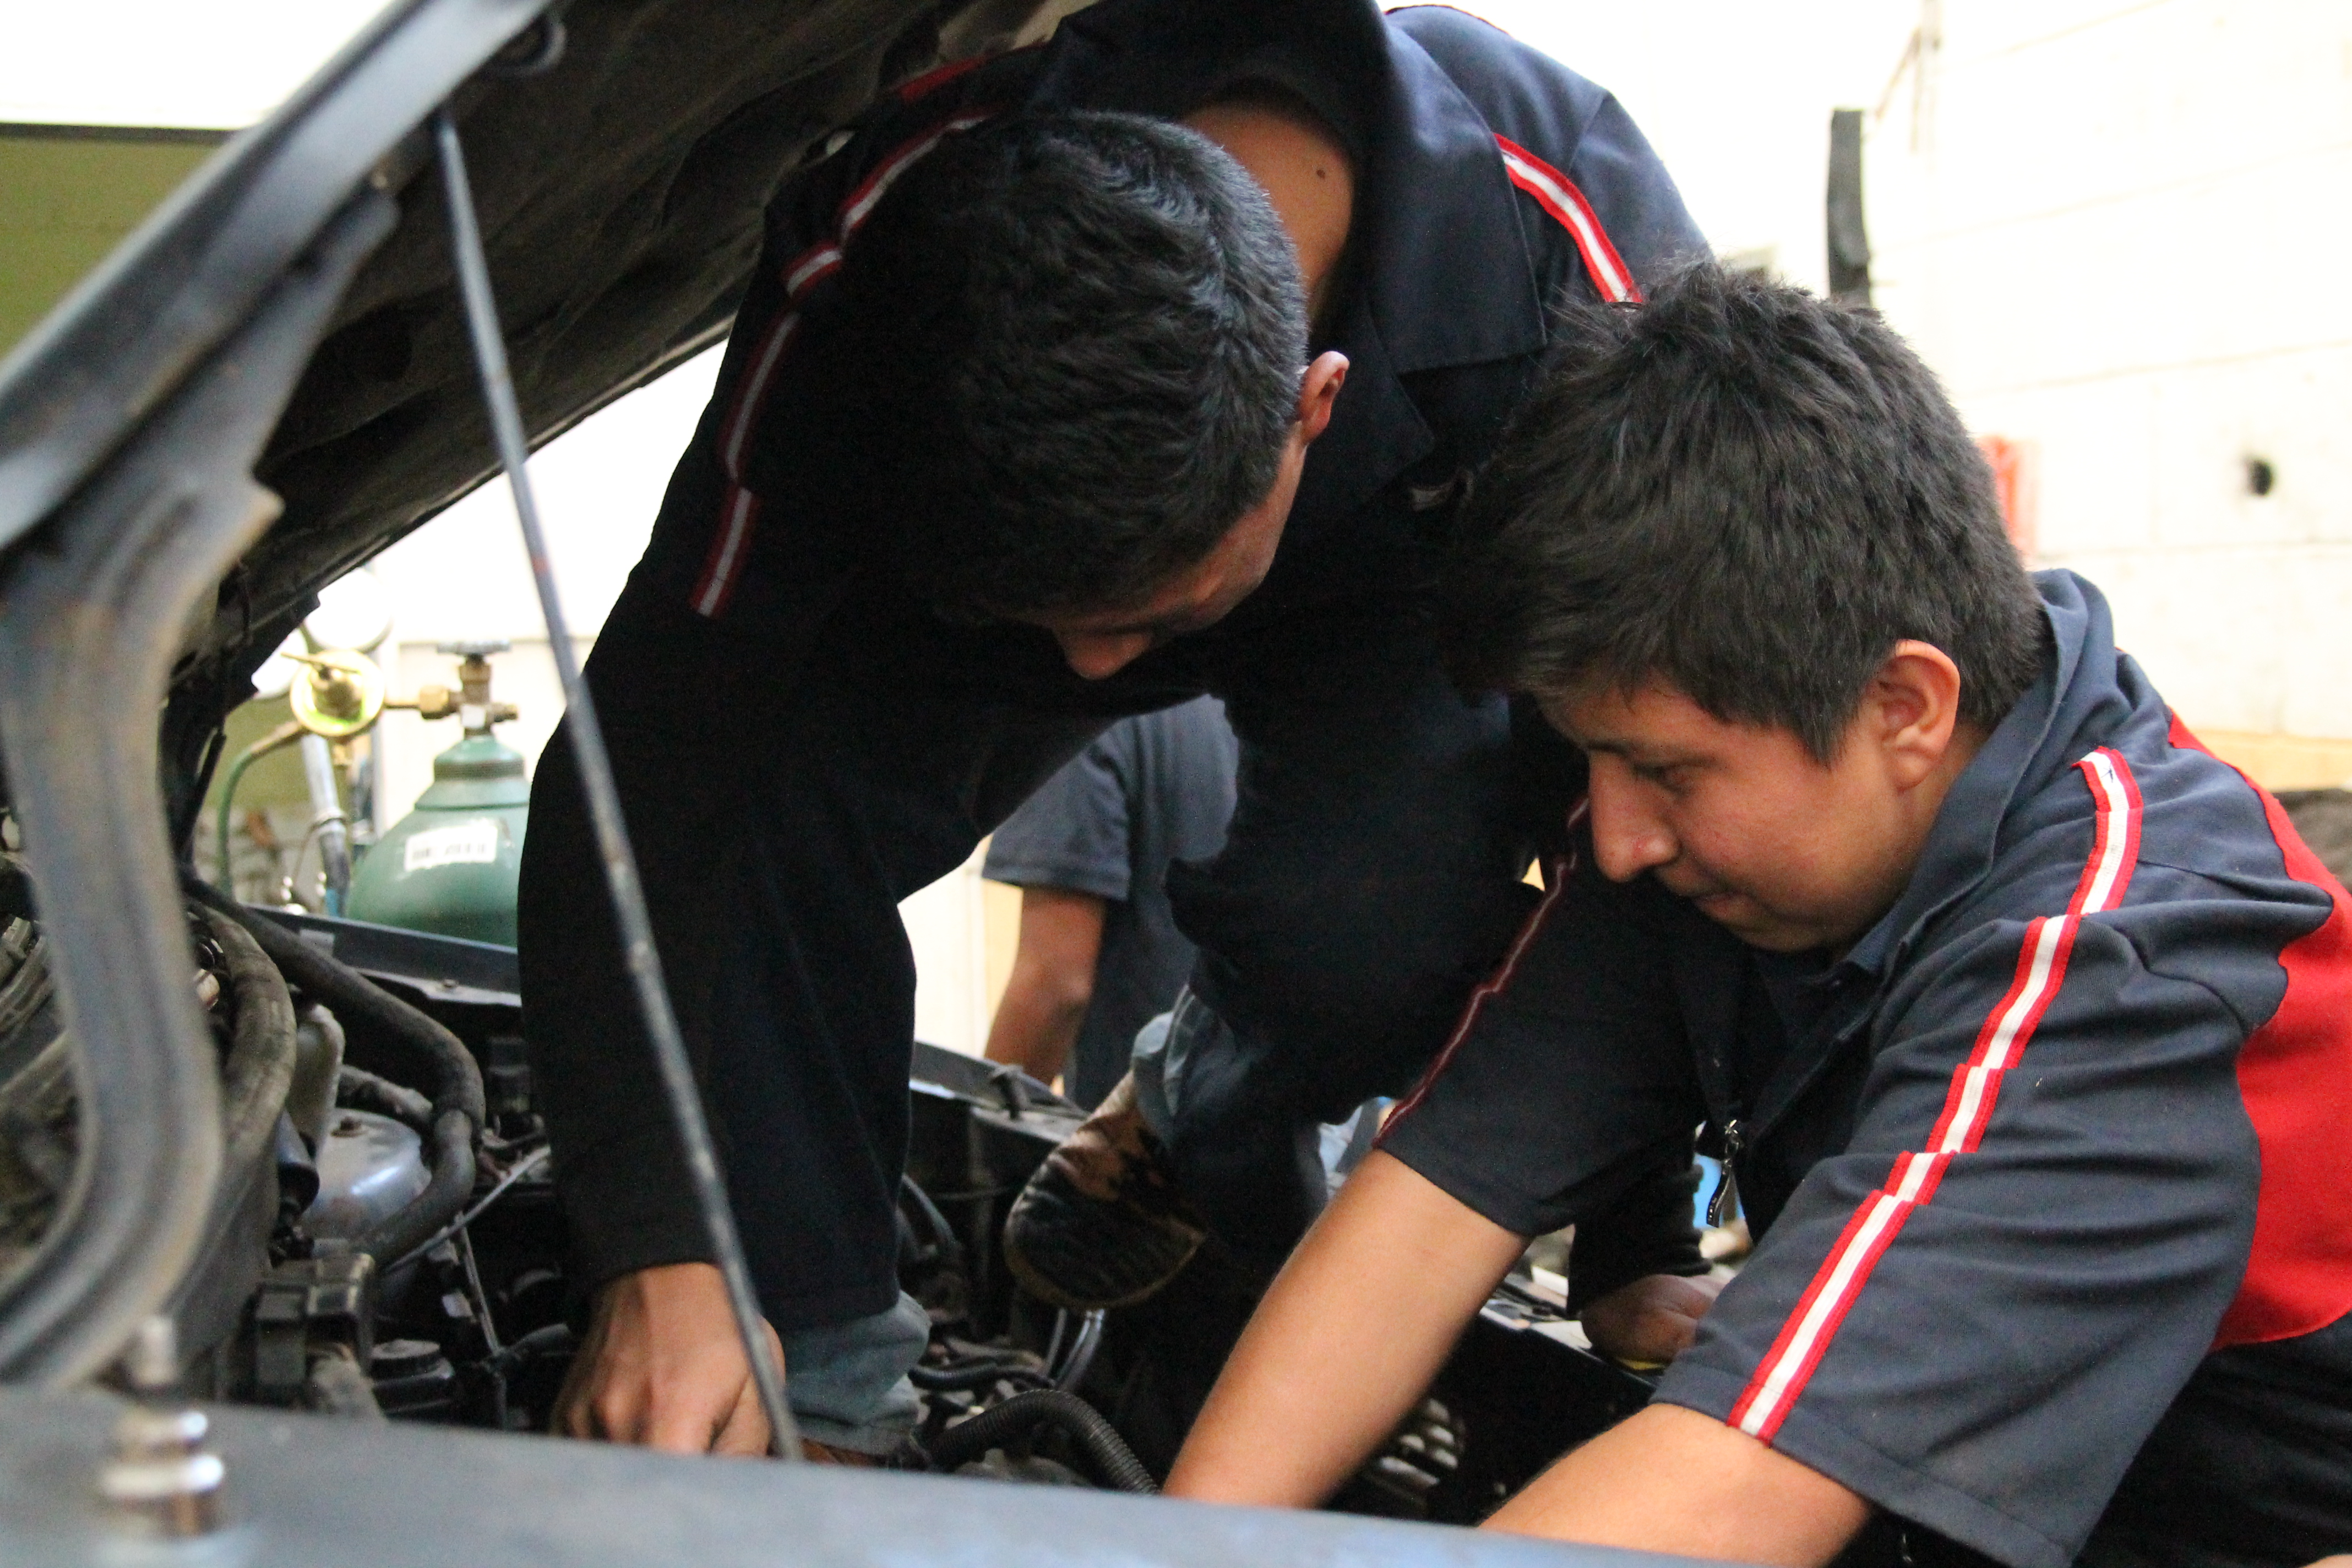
[1294,350,1349,446]
[1869,639,1966,790]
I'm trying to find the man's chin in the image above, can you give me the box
[1687,891,1817,952]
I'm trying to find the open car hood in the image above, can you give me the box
[1,0,1043,677]
[0,0,1052,1388]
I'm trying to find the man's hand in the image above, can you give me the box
[1164,1151,1526,1508]
[554,1261,785,1456]
[1581,1271,1724,1366]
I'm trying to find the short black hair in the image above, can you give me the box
[1445,264,2048,760]
[780,111,1308,622]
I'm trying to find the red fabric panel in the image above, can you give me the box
[2169,713,2352,1346]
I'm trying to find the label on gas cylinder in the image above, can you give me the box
[403,819,502,874]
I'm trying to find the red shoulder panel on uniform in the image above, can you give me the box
[688,106,998,619]
[2170,713,2352,1347]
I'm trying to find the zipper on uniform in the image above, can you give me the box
[1706,1118,1743,1228]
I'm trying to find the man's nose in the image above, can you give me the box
[1588,771,1677,884]
[1056,631,1154,681]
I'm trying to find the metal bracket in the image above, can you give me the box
[0,193,396,1385]
[252,1252,376,1404]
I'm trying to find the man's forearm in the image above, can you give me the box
[1483,1403,1870,1566]
[1165,1152,1525,1507]
[982,968,1088,1084]
[983,887,1105,1085]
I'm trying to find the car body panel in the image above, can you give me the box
[0,1382,1694,1568]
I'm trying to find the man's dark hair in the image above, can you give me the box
[778,111,1308,622]
[1445,264,2048,759]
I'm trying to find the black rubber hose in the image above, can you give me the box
[908,1360,1052,1393]
[197,907,300,1195]
[184,880,482,1267]
[484,1321,575,1378]
[919,1390,1156,1494]
[336,1064,433,1133]
[899,1174,966,1270]
[186,883,484,1125]
[366,1109,476,1266]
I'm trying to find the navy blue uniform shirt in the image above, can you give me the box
[1384,571,2352,1567]
[631,0,1705,646]
[526,0,1709,1326]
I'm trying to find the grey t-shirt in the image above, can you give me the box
[983,697,1238,1109]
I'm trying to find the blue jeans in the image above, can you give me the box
[1134,1000,1384,1206]
[781,1289,929,1455]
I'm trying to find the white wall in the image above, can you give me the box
[1461,1,2352,777]
[1455,1,1919,292]
[0,1,390,128]
[1864,2,2352,753]
[365,350,721,829]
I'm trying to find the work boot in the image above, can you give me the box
[1002,1072,1207,1311]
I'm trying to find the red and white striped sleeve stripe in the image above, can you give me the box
[688,111,994,619]
[1493,135,1641,305]
[1724,748,2144,1443]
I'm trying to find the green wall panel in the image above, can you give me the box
[0,125,225,356]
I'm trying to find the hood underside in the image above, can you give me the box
[0,0,1077,1381]
[239,0,1090,664]
[10,0,1081,722]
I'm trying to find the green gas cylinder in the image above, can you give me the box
[346,644,527,946]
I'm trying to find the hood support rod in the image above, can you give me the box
[431,107,801,1459]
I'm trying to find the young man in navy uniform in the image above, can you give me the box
[1167,266,2352,1567]
[523,0,1707,1457]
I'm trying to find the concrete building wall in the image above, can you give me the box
[1469,0,2352,784]
[1864,0,2352,782]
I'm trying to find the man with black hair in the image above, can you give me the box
[1165,265,2352,1567]
[524,0,1707,1457]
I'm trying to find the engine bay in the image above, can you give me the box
[0,846,1653,1515]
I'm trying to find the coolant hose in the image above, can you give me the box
[367,1109,476,1266]
[336,1064,433,1133]
[920,1390,1157,1494]
[184,880,482,1267]
[196,906,300,1197]
[908,1359,1052,1393]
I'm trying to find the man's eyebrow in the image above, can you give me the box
[1582,736,1703,768]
